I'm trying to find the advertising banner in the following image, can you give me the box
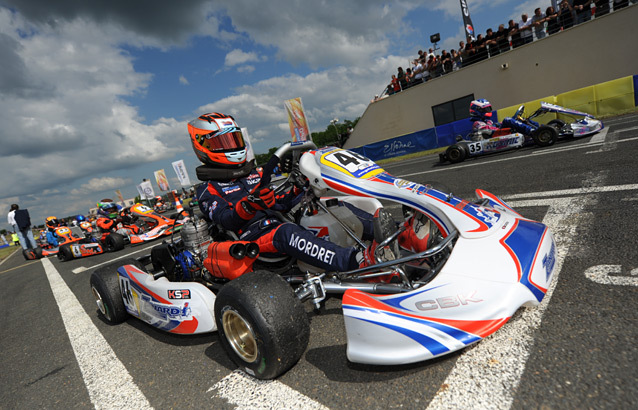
[171,160,192,187]
[154,169,170,191]
[284,97,310,142]
[460,0,476,41]
[137,180,155,200]
[115,189,124,204]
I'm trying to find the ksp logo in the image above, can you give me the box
[168,289,191,299]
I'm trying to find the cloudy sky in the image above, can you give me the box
[0,0,540,230]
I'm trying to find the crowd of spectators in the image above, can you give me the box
[378,0,633,100]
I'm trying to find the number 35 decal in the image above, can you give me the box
[467,142,482,154]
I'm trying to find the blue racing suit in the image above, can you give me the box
[196,166,375,272]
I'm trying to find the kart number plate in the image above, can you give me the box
[321,149,381,179]
[468,142,482,154]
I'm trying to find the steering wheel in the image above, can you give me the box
[514,105,525,120]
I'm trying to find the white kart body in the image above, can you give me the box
[117,264,217,334]
[300,146,557,365]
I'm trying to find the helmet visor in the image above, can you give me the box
[199,127,245,152]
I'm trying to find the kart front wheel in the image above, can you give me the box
[445,144,466,164]
[58,244,75,261]
[104,233,125,252]
[90,258,143,324]
[548,119,571,137]
[532,125,558,147]
[214,270,310,380]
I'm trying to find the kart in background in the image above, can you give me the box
[90,141,557,380]
[99,203,184,246]
[55,226,126,262]
[439,101,603,164]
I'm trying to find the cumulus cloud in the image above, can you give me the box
[224,49,263,67]
[1,0,492,226]
[199,54,406,150]
[69,177,132,196]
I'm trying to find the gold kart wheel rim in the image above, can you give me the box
[91,286,108,318]
[222,309,258,363]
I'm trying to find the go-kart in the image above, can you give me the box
[90,141,557,380]
[103,203,184,245]
[439,101,603,164]
[43,225,126,262]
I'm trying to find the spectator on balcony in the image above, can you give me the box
[532,8,547,39]
[573,0,592,24]
[405,67,414,87]
[431,55,443,78]
[412,59,425,83]
[508,19,522,48]
[545,6,561,34]
[484,28,500,57]
[451,48,461,70]
[496,24,511,53]
[518,14,534,45]
[594,0,610,16]
[390,74,401,94]
[397,67,407,90]
[558,0,574,30]
[463,38,477,66]
[441,50,453,73]
[457,40,468,68]
[474,34,488,61]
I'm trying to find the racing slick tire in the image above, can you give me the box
[532,125,558,147]
[445,144,466,164]
[214,270,310,380]
[104,233,126,252]
[34,246,43,259]
[58,244,75,261]
[90,258,144,324]
[22,248,39,260]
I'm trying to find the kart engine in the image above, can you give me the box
[151,217,211,282]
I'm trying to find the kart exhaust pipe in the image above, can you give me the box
[228,242,260,260]
[229,243,246,259]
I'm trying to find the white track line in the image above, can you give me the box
[503,183,638,200]
[41,257,152,409]
[209,370,328,410]
[73,244,157,274]
[426,194,591,409]
[398,135,638,177]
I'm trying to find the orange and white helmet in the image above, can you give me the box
[188,113,247,168]
[45,216,59,229]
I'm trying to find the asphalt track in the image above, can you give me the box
[1,112,637,409]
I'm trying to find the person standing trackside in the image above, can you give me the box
[8,204,38,250]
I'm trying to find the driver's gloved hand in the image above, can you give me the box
[279,153,294,173]
[236,188,276,219]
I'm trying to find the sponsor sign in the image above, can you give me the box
[171,160,192,187]
[284,97,311,142]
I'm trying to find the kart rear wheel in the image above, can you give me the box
[532,125,558,147]
[34,246,43,259]
[445,144,466,164]
[90,258,144,324]
[214,270,310,380]
[58,244,75,261]
[104,233,125,252]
